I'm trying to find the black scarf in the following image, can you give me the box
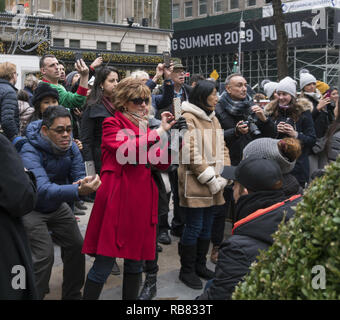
[235,189,287,222]
[219,91,253,116]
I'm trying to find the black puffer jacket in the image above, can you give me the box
[197,191,302,300]
[215,91,276,165]
[0,78,20,141]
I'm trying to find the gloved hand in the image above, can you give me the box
[206,176,227,195]
[216,176,227,190]
[206,176,221,195]
[172,117,188,131]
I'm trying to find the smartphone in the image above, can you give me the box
[172,97,182,120]
[85,161,96,177]
[75,52,83,62]
[163,51,171,68]
[324,90,331,99]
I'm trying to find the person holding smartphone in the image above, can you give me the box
[299,70,333,139]
[82,78,176,300]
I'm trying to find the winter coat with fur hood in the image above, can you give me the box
[264,97,316,187]
[299,89,335,138]
[178,101,231,208]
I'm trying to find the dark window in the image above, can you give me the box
[53,38,64,47]
[136,44,145,53]
[97,41,107,50]
[69,39,80,48]
[149,45,157,53]
[111,42,121,51]
[173,4,180,19]
[185,1,193,17]
[230,0,239,10]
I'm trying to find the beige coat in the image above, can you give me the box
[178,102,231,208]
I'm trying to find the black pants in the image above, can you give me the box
[168,169,186,233]
[158,191,171,234]
[210,186,235,247]
[143,176,171,274]
[22,202,85,300]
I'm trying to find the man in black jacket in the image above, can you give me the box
[215,73,274,166]
[197,156,302,300]
[0,62,20,142]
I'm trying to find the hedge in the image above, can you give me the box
[232,156,340,299]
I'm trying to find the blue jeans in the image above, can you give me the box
[180,206,218,246]
[88,255,143,284]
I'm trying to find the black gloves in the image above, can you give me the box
[172,117,188,131]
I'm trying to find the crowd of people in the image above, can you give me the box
[0,55,339,300]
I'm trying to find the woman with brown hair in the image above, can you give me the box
[82,77,176,300]
[243,137,303,197]
[263,76,316,188]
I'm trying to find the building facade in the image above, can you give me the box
[171,0,340,89]
[0,0,172,78]
[172,0,265,22]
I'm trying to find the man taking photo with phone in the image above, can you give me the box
[40,54,89,110]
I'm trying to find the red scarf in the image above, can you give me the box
[102,96,115,116]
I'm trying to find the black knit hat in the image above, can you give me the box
[32,82,59,107]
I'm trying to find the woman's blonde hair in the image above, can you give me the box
[112,77,151,112]
[0,62,16,81]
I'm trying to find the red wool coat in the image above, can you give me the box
[82,111,170,261]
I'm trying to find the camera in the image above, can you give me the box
[243,109,261,137]
[280,117,295,127]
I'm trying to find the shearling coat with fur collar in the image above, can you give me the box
[178,101,231,208]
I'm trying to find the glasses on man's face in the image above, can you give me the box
[130,97,150,105]
[48,126,72,134]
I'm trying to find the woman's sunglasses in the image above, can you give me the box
[130,97,150,105]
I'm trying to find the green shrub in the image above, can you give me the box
[232,156,340,300]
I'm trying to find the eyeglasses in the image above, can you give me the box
[130,97,150,105]
[48,126,72,134]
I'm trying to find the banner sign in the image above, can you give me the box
[171,8,327,57]
[263,0,339,17]
[333,8,340,44]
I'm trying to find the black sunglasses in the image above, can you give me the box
[130,97,150,105]
[49,126,73,134]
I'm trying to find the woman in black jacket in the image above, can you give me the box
[81,66,119,174]
[0,133,37,299]
[299,71,333,139]
[264,77,316,187]
[80,66,120,274]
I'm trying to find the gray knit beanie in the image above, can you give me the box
[243,138,296,174]
[276,76,297,98]
[65,71,79,87]
[300,71,317,90]
[261,80,278,99]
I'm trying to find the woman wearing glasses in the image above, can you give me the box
[82,77,176,300]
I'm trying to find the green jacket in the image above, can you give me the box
[43,80,87,109]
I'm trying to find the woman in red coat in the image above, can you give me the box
[82,77,176,300]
